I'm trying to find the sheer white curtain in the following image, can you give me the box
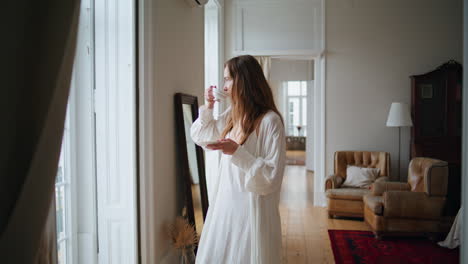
[255,56,278,110]
[254,56,272,81]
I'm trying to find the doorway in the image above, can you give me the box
[269,58,314,172]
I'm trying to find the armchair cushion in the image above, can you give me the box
[383,191,446,219]
[371,182,410,196]
[326,187,370,201]
[363,194,383,215]
[325,174,344,190]
[342,166,380,188]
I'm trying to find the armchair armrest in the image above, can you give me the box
[383,191,446,219]
[371,182,410,196]
[325,174,344,190]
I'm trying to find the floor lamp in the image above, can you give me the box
[386,102,413,181]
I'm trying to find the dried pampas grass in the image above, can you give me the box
[167,217,199,250]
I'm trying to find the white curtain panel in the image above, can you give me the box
[254,56,272,81]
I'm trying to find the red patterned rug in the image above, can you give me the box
[328,230,459,264]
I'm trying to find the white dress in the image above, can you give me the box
[190,105,286,264]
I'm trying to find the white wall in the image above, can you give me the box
[270,59,314,82]
[225,0,322,59]
[139,0,204,262]
[326,0,463,181]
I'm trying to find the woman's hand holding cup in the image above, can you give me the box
[205,85,217,109]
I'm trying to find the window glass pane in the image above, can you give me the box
[56,166,63,184]
[301,81,307,95]
[56,185,66,240]
[288,98,300,135]
[56,146,65,184]
[58,240,67,264]
[56,108,70,264]
[291,98,300,126]
[287,81,301,96]
[288,101,294,136]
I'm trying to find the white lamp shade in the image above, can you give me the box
[386,102,413,127]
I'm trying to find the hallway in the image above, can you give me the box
[279,165,370,263]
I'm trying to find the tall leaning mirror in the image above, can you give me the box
[174,93,209,245]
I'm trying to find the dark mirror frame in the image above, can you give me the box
[174,93,209,234]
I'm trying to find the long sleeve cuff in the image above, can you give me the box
[198,105,214,125]
[231,145,257,172]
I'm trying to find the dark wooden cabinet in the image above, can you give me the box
[286,136,306,150]
[410,60,462,216]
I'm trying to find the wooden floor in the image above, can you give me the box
[279,165,371,264]
[286,150,306,165]
[191,184,204,234]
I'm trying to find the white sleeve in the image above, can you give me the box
[230,115,286,195]
[190,105,229,146]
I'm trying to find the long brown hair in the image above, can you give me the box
[221,55,283,145]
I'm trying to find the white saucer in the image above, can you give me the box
[198,140,219,146]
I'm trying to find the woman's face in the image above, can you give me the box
[223,66,233,96]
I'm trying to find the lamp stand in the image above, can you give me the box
[397,126,401,181]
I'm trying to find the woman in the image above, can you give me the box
[191,55,286,263]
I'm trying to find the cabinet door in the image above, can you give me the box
[415,74,447,138]
[446,70,463,137]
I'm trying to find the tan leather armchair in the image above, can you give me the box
[364,157,450,239]
[326,151,390,218]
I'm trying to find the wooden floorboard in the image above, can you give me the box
[280,165,371,263]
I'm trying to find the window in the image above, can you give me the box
[54,1,138,262]
[285,81,307,136]
[55,110,72,264]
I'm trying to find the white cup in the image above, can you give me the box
[213,88,228,101]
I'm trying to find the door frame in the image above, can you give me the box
[137,0,156,262]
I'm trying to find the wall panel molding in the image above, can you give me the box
[232,0,322,52]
